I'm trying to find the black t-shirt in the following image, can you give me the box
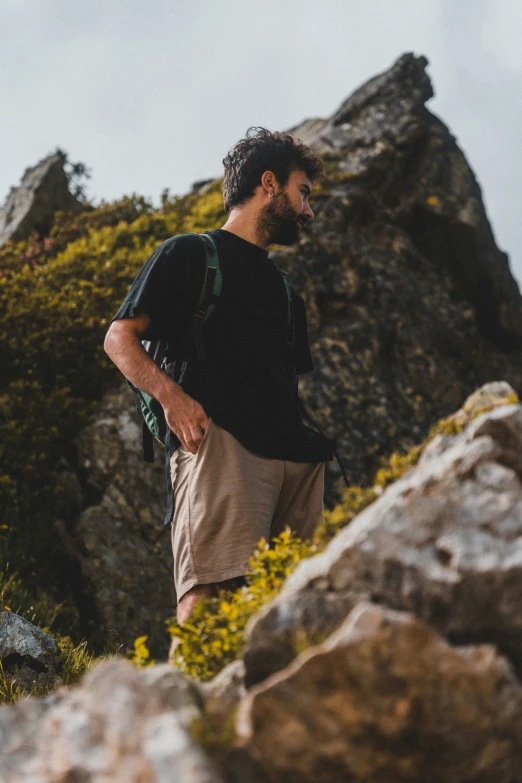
[112,228,333,462]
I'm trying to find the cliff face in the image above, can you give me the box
[280,52,522,502]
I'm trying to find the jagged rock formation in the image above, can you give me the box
[0,151,83,246]
[282,52,522,500]
[238,603,522,783]
[66,51,522,653]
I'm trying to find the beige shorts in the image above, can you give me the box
[169,417,325,602]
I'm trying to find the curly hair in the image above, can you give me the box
[221,127,323,214]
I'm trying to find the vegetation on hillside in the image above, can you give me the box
[3,151,515,705]
[0,180,227,644]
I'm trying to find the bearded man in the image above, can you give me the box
[104,127,334,653]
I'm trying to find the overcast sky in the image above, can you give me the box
[1,0,521,285]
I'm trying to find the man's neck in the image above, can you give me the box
[220,215,267,250]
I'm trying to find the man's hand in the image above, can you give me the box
[104,313,208,454]
[161,384,209,454]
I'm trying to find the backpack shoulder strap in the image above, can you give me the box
[192,232,222,361]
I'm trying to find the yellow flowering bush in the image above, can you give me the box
[167,529,313,681]
[129,635,156,668]
[164,497,383,683]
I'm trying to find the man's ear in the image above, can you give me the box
[260,170,277,196]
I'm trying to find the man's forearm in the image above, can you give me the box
[104,323,181,408]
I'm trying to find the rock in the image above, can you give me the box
[237,602,522,783]
[71,383,175,656]
[281,52,522,503]
[0,608,60,692]
[139,662,204,729]
[0,151,83,246]
[243,387,522,685]
[199,661,270,783]
[201,660,246,715]
[0,658,222,783]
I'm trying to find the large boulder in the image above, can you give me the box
[0,151,83,246]
[243,383,522,685]
[237,603,522,783]
[0,658,222,783]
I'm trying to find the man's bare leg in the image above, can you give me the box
[168,578,245,661]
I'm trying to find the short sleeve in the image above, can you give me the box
[292,291,314,374]
[111,233,206,341]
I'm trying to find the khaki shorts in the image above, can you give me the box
[170,417,325,602]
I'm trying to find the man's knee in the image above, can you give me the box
[176,576,247,624]
[176,584,215,624]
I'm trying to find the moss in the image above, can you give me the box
[190,708,239,762]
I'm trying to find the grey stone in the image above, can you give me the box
[281,52,522,506]
[201,660,246,712]
[139,662,203,728]
[69,384,175,657]
[0,608,58,673]
[0,658,222,783]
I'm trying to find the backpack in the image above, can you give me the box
[128,231,297,464]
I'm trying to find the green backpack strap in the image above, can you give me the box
[192,232,222,362]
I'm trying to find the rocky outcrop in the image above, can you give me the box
[0,151,83,246]
[0,658,222,783]
[281,52,522,501]
[243,383,522,686]
[0,608,60,692]
[238,603,522,783]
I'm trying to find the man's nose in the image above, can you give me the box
[303,202,314,222]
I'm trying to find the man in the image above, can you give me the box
[104,127,333,654]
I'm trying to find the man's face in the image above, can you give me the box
[257,169,314,246]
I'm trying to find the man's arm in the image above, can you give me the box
[104,312,208,454]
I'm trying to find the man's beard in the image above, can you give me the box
[256,190,304,246]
